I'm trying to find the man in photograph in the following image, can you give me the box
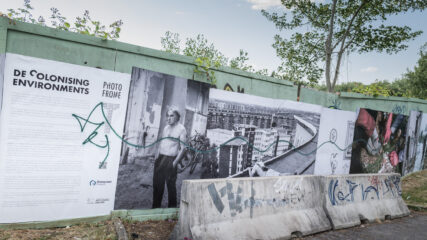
[152,107,187,208]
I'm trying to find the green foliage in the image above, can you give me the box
[349,44,427,99]
[262,0,426,91]
[160,31,181,54]
[161,32,227,84]
[4,0,122,40]
[315,74,425,99]
[230,49,254,72]
[272,31,324,85]
[316,81,364,92]
[194,56,221,85]
[399,43,427,99]
[389,78,412,97]
[183,34,228,67]
[333,82,363,93]
[160,31,272,84]
[184,34,227,85]
[352,80,391,97]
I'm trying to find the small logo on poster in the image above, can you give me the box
[89,180,112,187]
[89,180,97,186]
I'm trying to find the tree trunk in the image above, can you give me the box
[325,53,333,92]
[325,0,337,93]
[332,50,345,90]
[329,1,366,92]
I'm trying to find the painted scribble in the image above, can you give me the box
[208,179,307,217]
[328,176,401,206]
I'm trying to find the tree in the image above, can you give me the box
[399,43,427,99]
[161,31,270,82]
[330,44,427,99]
[3,0,123,40]
[160,31,181,54]
[229,49,270,75]
[352,80,392,97]
[315,81,363,92]
[230,49,254,72]
[263,0,426,92]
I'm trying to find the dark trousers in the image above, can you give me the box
[152,154,177,208]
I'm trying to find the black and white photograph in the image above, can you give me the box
[114,67,210,209]
[206,89,322,178]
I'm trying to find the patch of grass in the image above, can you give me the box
[0,220,117,240]
[0,234,11,240]
[36,237,50,240]
[402,169,427,209]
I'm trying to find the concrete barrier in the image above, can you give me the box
[324,174,410,229]
[177,176,331,240]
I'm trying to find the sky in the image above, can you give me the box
[1,0,426,85]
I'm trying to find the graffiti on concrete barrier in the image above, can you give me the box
[207,181,244,217]
[328,179,358,206]
[273,178,306,205]
[384,175,402,196]
[361,185,379,201]
[328,176,401,206]
[207,181,298,217]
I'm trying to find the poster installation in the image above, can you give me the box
[350,108,408,174]
[314,108,356,175]
[403,111,427,175]
[114,69,323,210]
[114,67,210,209]
[0,53,130,223]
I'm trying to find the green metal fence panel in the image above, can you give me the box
[114,50,197,80]
[406,98,427,113]
[339,92,427,115]
[0,24,6,54]
[273,83,298,100]
[299,87,339,108]
[6,30,117,70]
[214,70,253,93]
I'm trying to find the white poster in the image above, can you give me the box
[0,53,130,223]
[0,54,5,113]
[314,108,356,175]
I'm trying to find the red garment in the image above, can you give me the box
[389,151,399,167]
[356,109,376,137]
[384,113,393,144]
